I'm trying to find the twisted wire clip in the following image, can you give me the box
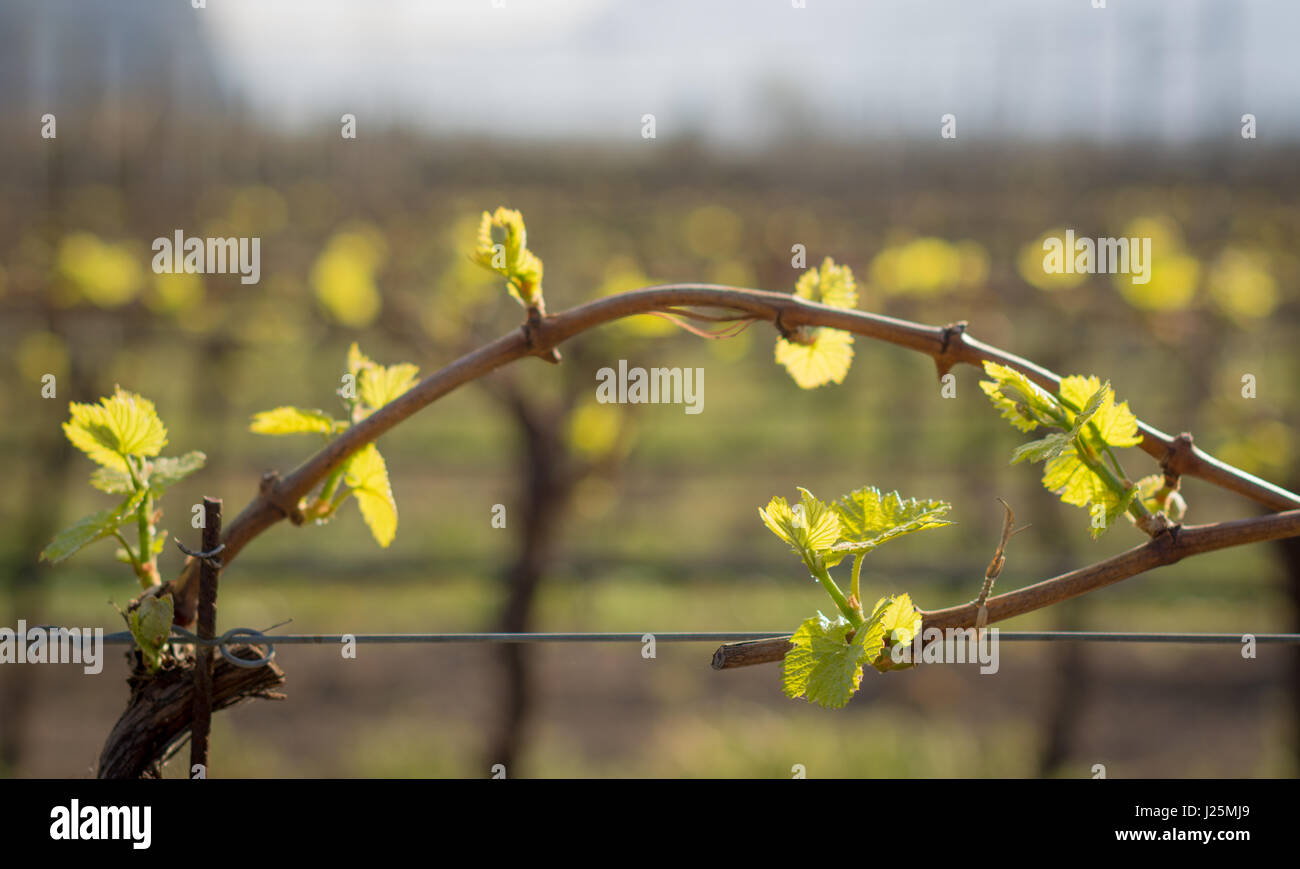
[169,625,277,669]
[174,538,226,570]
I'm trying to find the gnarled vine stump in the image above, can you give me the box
[97,646,285,779]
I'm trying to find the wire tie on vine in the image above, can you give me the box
[170,624,277,669]
[173,538,225,569]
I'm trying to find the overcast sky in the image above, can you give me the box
[8,0,1299,145]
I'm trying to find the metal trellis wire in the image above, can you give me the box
[83,627,1300,670]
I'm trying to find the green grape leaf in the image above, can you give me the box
[775,258,858,389]
[1131,473,1187,522]
[794,257,858,309]
[347,342,375,380]
[40,489,147,564]
[1009,432,1074,465]
[869,593,923,672]
[344,443,398,547]
[90,467,135,495]
[250,406,336,436]
[1059,375,1142,448]
[1042,447,1137,538]
[63,388,168,471]
[829,487,952,556]
[775,328,854,390]
[128,593,173,673]
[149,452,206,491]
[90,451,207,495]
[147,452,205,491]
[1041,447,1108,508]
[1070,383,1108,434]
[999,374,1144,537]
[358,362,419,413]
[979,361,1059,433]
[782,608,887,709]
[759,487,841,566]
[1091,483,1140,539]
[470,207,544,308]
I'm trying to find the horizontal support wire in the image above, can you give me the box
[87,630,1300,646]
[98,631,794,646]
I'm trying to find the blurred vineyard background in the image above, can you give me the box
[1,0,1299,778]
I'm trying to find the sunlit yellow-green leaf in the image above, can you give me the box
[347,342,375,380]
[776,258,858,389]
[759,488,841,566]
[63,388,168,471]
[1041,448,1105,509]
[1092,484,1140,539]
[249,406,337,436]
[775,328,854,389]
[344,443,397,547]
[870,593,922,672]
[1041,447,1136,538]
[978,361,1059,433]
[358,363,419,412]
[782,608,887,709]
[470,207,544,308]
[794,257,857,309]
[1058,375,1142,447]
[830,487,952,555]
[1131,473,1187,522]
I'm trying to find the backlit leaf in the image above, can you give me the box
[782,608,887,709]
[1041,447,1136,538]
[978,361,1059,433]
[775,328,854,390]
[1041,448,1105,509]
[347,342,375,380]
[63,388,167,471]
[40,489,147,564]
[470,207,544,308]
[1009,432,1073,465]
[759,488,841,566]
[344,443,398,547]
[830,487,952,556]
[249,406,337,436]
[1058,375,1141,448]
[91,451,207,495]
[794,257,858,309]
[870,593,922,672]
[358,362,419,412]
[1131,473,1187,522]
[776,258,858,389]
